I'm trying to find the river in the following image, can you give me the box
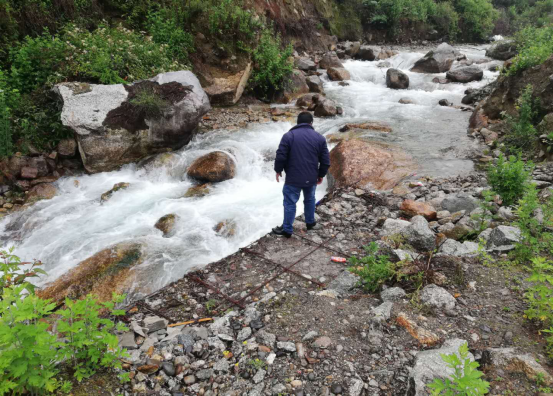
[0,44,501,298]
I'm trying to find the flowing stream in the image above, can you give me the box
[0,44,501,297]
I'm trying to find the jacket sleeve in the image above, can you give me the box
[274,133,291,174]
[318,138,330,178]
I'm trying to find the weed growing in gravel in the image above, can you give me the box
[427,342,490,395]
[487,153,533,206]
[348,242,395,293]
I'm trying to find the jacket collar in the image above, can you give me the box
[290,123,314,131]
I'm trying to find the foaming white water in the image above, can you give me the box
[318,45,500,177]
[0,122,327,297]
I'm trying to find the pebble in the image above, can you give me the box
[330,383,343,394]
[291,380,303,388]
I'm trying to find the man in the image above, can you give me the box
[272,111,330,238]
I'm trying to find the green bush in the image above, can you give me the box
[506,26,553,76]
[487,153,533,206]
[348,242,395,292]
[147,9,194,63]
[207,0,262,50]
[456,0,498,41]
[0,248,46,293]
[504,85,542,151]
[250,27,293,98]
[427,342,490,395]
[433,2,460,40]
[0,86,13,158]
[129,85,170,119]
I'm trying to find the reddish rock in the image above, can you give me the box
[319,52,344,69]
[57,138,78,158]
[397,312,440,346]
[187,152,236,183]
[25,183,58,204]
[329,139,414,190]
[469,108,488,130]
[327,67,351,82]
[400,200,437,220]
[20,167,38,179]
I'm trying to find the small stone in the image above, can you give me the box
[330,383,343,394]
[253,369,266,384]
[237,327,252,341]
[291,380,303,388]
[161,362,176,376]
[313,336,332,349]
[184,375,196,385]
[277,341,296,352]
[303,331,319,341]
[308,373,316,381]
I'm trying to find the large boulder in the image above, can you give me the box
[328,139,414,190]
[355,45,380,61]
[441,193,478,213]
[406,339,473,395]
[343,41,361,57]
[314,98,338,117]
[203,63,252,106]
[187,151,236,183]
[25,183,57,204]
[319,52,344,69]
[295,57,316,71]
[306,75,324,93]
[55,71,211,174]
[327,67,351,81]
[411,43,460,73]
[38,242,143,304]
[386,69,409,89]
[486,40,517,60]
[446,66,484,83]
[276,70,310,104]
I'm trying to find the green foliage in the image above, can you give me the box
[0,285,72,395]
[207,0,262,49]
[0,82,13,158]
[455,0,498,41]
[247,358,267,370]
[506,26,553,76]
[524,257,553,324]
[0,248,47,294]
[57,293,129,381]
[433,2,460,40]
[147,9,194,63]
[504,85,541,152]
[348,242,395,292]
[250,27,294,97]
[427,342,490,395]
[487,153,533,206]
[129,86,169,119]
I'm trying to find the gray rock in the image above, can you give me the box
[55,71,210,173]
[253,368,267,384]
[439,239,479,257]
[183,375,196,385]
[314,98,338,117]
[295,57,316,71]
[213,358,230,373]
[381,218,410,236]
[143,316,168,333]
[372,301,394,323]
[328,270,358,294]
[446,66,484,83]
[306,75,324,93]
[256,330,276,348]
[487,348,553,384]
[411,43,460,73]
[478,228,493,243]
[486,40,517,60]
[237,327,252,342]
[489,225,521,247]
[355,45,380,61]
[420,284,456,311]
[386,68,409,89]
[406,339,472,395]
[303,331,319,341]
[441,193,478,213]
[118,332,137,349]
[392,249,416,261]
[277,341,296,352]
[272,384,287,393]
[403,216,436,251]
[348,379,365,396]
[181,326,209,340]
[381,287,406,302]
[196,369,213,380]
[313,336,332,349]
[319,52,344,69]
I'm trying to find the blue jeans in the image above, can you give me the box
[282,184,316,234]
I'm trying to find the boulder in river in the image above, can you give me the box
[446,66,484,83]
[203,63,252,106]
[319,52,344,69]
[355,45,380,61]
[187,151,236,183]
[276,70,310,104]
[101,182,130,202]
[155,214,179,237]
[343,41,361,57]
[184,183,211,198]
[486,40,517,60]
[25,183,57,204]
[38,242,143,304]
[314,98,338,117]
[55,71,211,174]
[386,68,409,89]
[296,93,320,108]
[327,67,351,82]
[306,75,324,93]
[411,43,460,73]
[328,139,414,190]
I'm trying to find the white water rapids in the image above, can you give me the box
[0,44,501,298]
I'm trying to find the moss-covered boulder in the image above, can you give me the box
[184,183,211,198]
[214,220,237,238]
[101,182,130,202]
[154,214,178,237]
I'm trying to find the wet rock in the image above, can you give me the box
[420,284,456,311]
[101,182,130,202]
[489,225,521,247]
[204,64,252,106]
[386,68,409,89]
[213,219,236,238]
[57,138,78,158]
[355,45,380,61]
[441,193,478,213]
[277,70,310,104]
[327,67,351,82]
[154,214,178,237]
[296,93,319,108]
[399,98,417,105]
[411,43,459,73]
[328,139,414,190]
[314,98,338,117]
[381,287,406,302]
[187,151,236,183]
[38,242,142,304]
[439,99,451,107]
[400,199,437,220]
[486,40,517,60]
[295,58,316,71]
[25,183,57,204]
[446,66,484,83]
[306,75,324,93]
[407,339,472,395]
[55,72,210,173]
[403,216,436,251]
[184,183,211,198]
[319,52,344,69]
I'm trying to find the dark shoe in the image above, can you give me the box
[272,226,292,238]
[306,222,317,230]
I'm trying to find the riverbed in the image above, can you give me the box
[0,44,501,298]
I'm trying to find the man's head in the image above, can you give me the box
[297,111,314,125]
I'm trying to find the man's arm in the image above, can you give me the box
[274,133,291,180]
[318,139,330,179]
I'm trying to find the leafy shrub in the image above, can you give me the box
[0,248,46,293]
[0,86,12,158]
[363,0,437,30]
[208,0,262,49]
[487,153,533,206]
[129,85,169,119]
[147,8,194,63]
[57,294,129,381]
[427,342,490,395]
[433,2,460,40]
[348,242,395,292]
[250,27,293,97]
[504,85,541,151]
[506,25,553,76]
[0,285,72,395]
[455,0,499,41]
[524,256,553,324]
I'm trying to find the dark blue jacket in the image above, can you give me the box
[274,123,330,187]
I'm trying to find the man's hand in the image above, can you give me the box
[317,177,323,185]
[276,172,282,183]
